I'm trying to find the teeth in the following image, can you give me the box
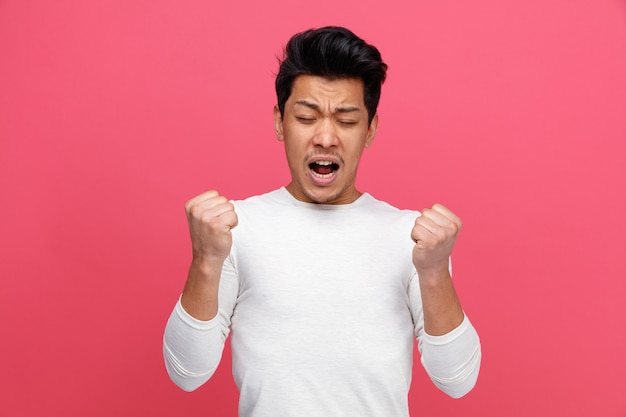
[314,161,333,166]
[312,172,334,179]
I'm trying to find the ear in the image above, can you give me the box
[365,114,378,148]
[273,105,284,141]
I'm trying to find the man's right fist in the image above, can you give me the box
[184,190,238,263]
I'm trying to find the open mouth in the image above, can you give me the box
[309,160,339,178]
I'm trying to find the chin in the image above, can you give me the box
[303,185,352,205]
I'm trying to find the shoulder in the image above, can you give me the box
[360,193,420,219]
[232,188,287,209]
[230,188,298,229]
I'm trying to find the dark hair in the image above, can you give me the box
[275,26,387,124]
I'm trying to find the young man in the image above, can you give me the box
[164,26,481,416]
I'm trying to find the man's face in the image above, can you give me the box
[274,75,378,205]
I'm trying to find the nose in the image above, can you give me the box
[312,118,339,148]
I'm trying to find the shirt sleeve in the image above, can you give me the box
[409,269,482,398]
[418,315,482,398]
[162,254,239,392]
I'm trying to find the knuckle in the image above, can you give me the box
[214,195,228,206]
[206,219,222,231]
[186,202,201,218]
[202,210,219,223]
[184,198,194,213]
[205,190,219,199]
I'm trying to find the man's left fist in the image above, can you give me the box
[411,204,462,275]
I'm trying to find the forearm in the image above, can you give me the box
[180,257,223,321]
[163,299,228,391]
[419,315,481,398]
[418,267,465,336]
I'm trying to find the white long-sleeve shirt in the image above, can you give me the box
[164,188,481,416]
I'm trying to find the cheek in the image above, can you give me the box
[283,142,305,166]
[345,143,367,165]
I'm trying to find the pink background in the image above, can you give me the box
[1,0,625,415]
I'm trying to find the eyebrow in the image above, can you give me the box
[294,100,361,114]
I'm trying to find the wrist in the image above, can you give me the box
[191,251,226,267]
[189,255,225,280]
[416,265,451,284]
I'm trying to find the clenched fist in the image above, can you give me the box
[411,204,462,276]
[185,190,238,264]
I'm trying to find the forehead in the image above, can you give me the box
[288,75,365,108]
